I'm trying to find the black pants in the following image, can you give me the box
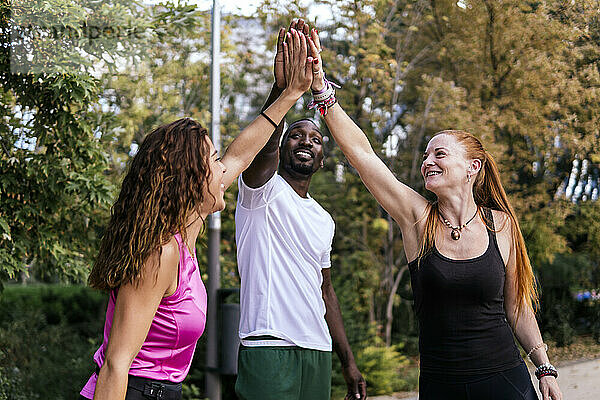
[80,375,182,400]
[419,362,539,400]
[80,388,181,400]
[79,388,157,400]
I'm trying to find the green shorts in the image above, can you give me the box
[235,345,332,400]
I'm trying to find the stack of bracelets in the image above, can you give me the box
[308,77,340,116]
[534,362,558,380]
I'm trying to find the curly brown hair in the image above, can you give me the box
[88,118,214,291]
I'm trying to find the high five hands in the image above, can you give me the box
[274,19,367,400]
[275,19,310,89]
[278,20,314,100]
[274,19,326,96]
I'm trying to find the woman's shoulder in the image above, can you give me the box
[140,236,181,277]
[160,236,181,269]
[488,209,515,258]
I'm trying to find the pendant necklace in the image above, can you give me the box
[439,207,479,240]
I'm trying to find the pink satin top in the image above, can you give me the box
[80,234,207,398]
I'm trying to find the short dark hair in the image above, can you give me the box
[280,119,322,148]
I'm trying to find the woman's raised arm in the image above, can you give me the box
[307,30,428,236]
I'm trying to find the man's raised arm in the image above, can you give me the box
[242,19,310,188]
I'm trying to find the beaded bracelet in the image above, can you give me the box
[308,77,341,116]
[534,362,558,380]
[526,342,548,361]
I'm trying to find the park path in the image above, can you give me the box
[370,358,600,400]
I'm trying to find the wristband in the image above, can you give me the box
[308,78,340,116]
[534,363,558,380]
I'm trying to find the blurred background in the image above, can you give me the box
[1,0,600,398]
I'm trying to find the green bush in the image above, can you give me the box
[356,344,411,395]
[537,253,600,346]
[331,341,414,398]
[0,285,106,399]
[588,302,600,344]
[182,382,206,400]
[0,366,36,400]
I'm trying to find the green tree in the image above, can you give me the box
[0,0,198,286]
[400,0,600,261]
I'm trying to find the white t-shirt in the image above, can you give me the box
[235,173,335,351]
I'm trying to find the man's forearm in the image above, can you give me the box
[324,288,356,367]
[322,270,366,398]
[240,83,288,187]
[262,83,284,112]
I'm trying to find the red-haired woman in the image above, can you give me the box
[304,29,563,400]
[79,27,314,400]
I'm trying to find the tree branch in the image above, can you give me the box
[385,264,408,346]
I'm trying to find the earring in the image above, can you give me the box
[467,174,471,183]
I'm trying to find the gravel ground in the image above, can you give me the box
[536,358,600,400]
[370,358,600,400]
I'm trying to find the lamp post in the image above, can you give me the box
[206,0,221,399]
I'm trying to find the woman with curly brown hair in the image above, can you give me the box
[80,26,314,400]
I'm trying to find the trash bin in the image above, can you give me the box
[219,288,240,375]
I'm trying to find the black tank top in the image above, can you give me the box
[408,208,522,375]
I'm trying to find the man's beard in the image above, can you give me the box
[289,159,315,175]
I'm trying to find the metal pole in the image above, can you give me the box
[207,1,221,399]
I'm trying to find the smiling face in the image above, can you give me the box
[279,120,324,177]
[421,134,475,195]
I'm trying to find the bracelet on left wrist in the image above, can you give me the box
[534,362,558,380]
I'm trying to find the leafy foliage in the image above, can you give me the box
[0,285,106,399]
[0,0,160,284]
[355,344,411,395]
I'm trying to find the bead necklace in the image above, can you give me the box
[439,207,479,240]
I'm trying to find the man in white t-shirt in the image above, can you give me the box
[234,19,366,400]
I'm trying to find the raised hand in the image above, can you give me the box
[307,27,325,92]
[275,19,311,89]
[294,18,310,37]
[282,27,313,99]
[274,27,286,88]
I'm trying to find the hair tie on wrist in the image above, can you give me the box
[260,111,279,129]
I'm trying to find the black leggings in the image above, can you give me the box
[80,386,180,400]
[80,390,151,399]
[419,362,539,400]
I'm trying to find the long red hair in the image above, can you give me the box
[418,130,539,318]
